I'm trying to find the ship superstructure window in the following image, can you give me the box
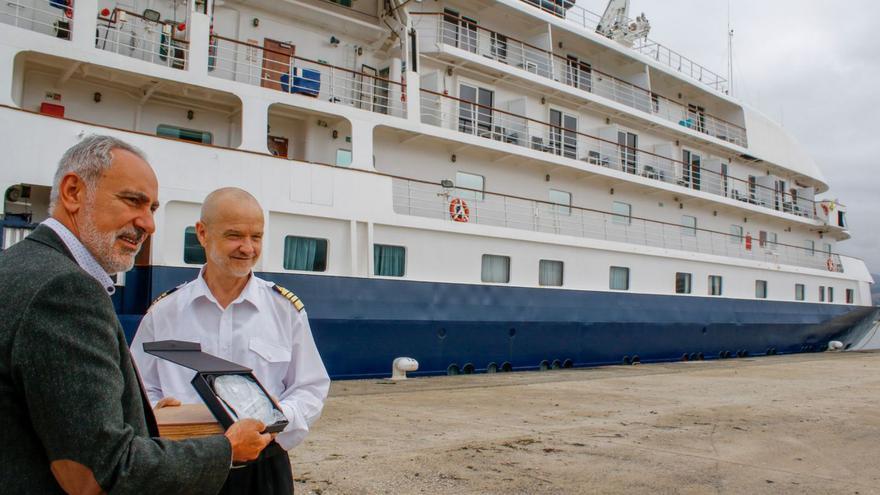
[758,230,768,248]
[539,260,564,286]
[157,125,213,145]
[455,172,485,201]
[828,287,835,303]
[336,149,352,167]
[442,9,477,53]
[612,201,631,225]
[183,226,206,264]
[609,266,630,291]
[482,254,510,283]
[804,240,815,256]
[374,244,405,277]
[565,55,592,91]
[846,289,854,304]
[283,236,328,272]
[730,225,743,244]
[795,284,805,301]
[768,232,778,246]
[458,84,493,135]
[681,216,697,236]
[819,286,826,302]
[675,272,692,294]
[682,150,702,190]
[549,189,571,216]
[618,131,638,174]
[708,275,723,296]
[755,280,768,299]
[550,109,578,159]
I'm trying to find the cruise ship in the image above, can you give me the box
[0,0,876,378]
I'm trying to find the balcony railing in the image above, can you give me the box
[420,89,816,220]
[96,8,188,70]
[414,13,746,147]
[1,0,71,39]
[516,0,729,94]
[209,35,406,118]
[392,177,843,273]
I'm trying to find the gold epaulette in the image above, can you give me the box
[148,285,182,311]
[272,284,305,312]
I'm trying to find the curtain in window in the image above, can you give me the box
[539,260,563,286]
[183,227,206,264]
[374,245,405,276]
[284,237,326,271]
[481,255,509,283]
[610,267,629,290]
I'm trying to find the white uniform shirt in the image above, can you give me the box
[130,269,330,450]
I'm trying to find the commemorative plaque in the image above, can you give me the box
[143,340,289,433]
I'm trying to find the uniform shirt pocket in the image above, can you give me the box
[249,338,290,363]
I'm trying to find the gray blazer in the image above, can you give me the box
[0,225,231,494]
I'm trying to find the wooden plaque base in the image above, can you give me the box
[155,404,224,440]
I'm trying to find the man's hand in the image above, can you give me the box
[154,397,181,409]
[225,418,271,463]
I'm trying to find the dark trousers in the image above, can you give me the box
[219,442,293,495]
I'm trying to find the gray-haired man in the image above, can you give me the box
[0,135,271,494]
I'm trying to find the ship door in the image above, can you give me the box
[682,149,701,190]
[261,39,295,92]
[550,109,578,159]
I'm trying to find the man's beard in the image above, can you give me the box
[207,245,254,278]
[79,198,145,275]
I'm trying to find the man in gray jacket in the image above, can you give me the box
[0,135,271,494]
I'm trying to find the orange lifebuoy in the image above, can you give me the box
[826,258,834,271]
[745,233,752,251]
[449,197,470,222]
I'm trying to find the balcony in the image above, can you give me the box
[1,0,71,39]
[414,13,746,147]
[96,8,188,70]
[208,35,406,118]
[515,0,730,95]
[419,89,816,221]
[393,177,843,273]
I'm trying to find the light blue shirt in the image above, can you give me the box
[42,218,116,295]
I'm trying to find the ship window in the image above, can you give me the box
[374,244,405,277]
[828,287,834,303]
[549,189,571,216]
[729,225,743,244]
[609,266,629,291]
[455,172,485,201]
[681,215,697,236]
[482,254,510,283]
[612,201,631,225]
[708,275,723,296]
[846,288,854,304]
[336,149,352,167]
[183,226,206,264]
[283,236,328,272]
[156,125,213,144]
[755,280,768,299]
[804,240,815,256]
[819,286,826,302]
[759,230,768,248]
[330,0,352,6]
[768,232,778,246]
[675,272,692,294]
[795,284,805,301]
[539,259,563,287]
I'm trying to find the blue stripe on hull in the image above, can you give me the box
[115,267,877,379]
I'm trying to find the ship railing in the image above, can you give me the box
[392,177,844,273]
[420,89,815,219]
[96,8,188,70]
[0,0,71,39]
[514,0,730,95]
[208,35,406,118]
[0,217,37,250]
[413,13,746,147]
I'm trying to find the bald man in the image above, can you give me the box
[131,187,330,494]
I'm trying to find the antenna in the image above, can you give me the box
[727,0,734,96]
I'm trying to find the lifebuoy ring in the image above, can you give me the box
[826,258,835,271]
[449,197,469,222]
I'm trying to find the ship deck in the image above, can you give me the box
[293,351,880,494]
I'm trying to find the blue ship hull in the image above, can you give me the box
[115,266,877,379]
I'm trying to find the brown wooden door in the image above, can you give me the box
[268,136,289,158]
[261,39,294,91]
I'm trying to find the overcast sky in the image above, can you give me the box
[580,0,879,276]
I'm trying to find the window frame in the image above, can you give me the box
[373,243,406,277]
[755,280,768,299]
[708,275,723,296]
[455,171,485,201]
[282,235,329,272]
[183,225,206,265]
[795,283,805,301]
[481,254,511,284]
[611,201,632,225]
[675,272,692,294]
[609,266,630,291]
[538,259,564,287]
